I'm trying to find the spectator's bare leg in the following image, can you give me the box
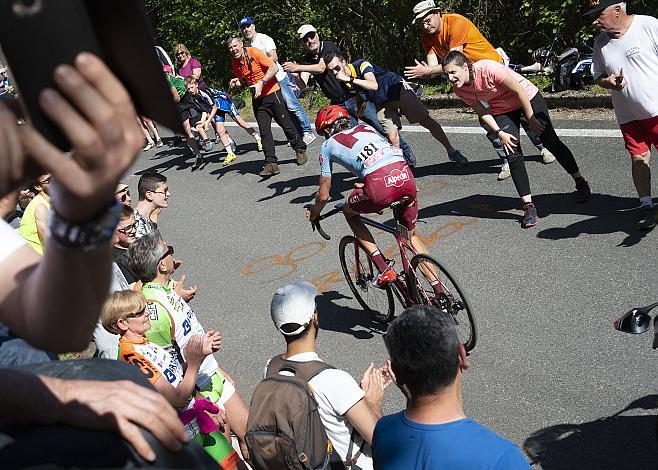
[631,151,652,198]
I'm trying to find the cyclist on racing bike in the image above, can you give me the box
[306,105,430,286]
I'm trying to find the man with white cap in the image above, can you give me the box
[405,0,556,180]
[267,280,389,470]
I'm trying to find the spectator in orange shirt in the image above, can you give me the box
[405,0,556,180]
[227,36,307,177]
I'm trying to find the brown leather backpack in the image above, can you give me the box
[245,355,346,470]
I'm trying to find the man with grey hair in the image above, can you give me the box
[128,231,250,458]
[372,305,531,469]
[586,0,658,230]
[261,280,389,469]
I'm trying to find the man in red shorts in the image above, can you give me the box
[588,0,658,230]
[306,105,429,286]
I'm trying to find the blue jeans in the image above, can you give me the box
[341,95,416,167]
[278,74,313,135]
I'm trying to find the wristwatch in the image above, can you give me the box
[494,129,502,137]
[48,200,122,252]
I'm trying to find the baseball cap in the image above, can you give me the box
[583,0,620,15]
[115,182,129,194]
[239,16,254,28]
[297,24,317,40]
[412,0,441,24]
[270,281,317,336]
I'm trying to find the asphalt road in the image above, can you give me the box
[130,116,657,469]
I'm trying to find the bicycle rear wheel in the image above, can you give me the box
[339,236,395,323]
[410,254,477,351]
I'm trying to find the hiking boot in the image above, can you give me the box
[303,132,317,145]
[448,148,469,167]
[296,149,308,166]
[498,161,511,181]
[259,162,280,177]
[541,147,556,164]
[575,178,592,203]
[371,267,397,288]
[521,202,538,228]
[223,153,237,167]
[256,139,263,152]
[636,205,656,231]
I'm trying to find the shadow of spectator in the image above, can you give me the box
[417,192,647,246]
[523,395,658,470]
[316,290,387,339]
[257,170,357,203]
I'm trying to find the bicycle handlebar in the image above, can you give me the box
[309,203,344,241]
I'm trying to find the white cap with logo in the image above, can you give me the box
[412,0,441,24]
[297,24,317,39]
[270,281,317,336]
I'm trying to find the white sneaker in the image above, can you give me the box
[498,162,511,181]
[541,148,556,164]
[303,132,317,145]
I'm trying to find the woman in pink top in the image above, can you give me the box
[174,43,207,89]
[443,51,591,229]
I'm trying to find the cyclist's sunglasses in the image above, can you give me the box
[159,245,174,261]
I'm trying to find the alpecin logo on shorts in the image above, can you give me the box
[384,168,410,188]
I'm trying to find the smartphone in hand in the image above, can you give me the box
[0,0,182,150]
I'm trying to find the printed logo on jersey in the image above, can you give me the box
[384,168,410,188]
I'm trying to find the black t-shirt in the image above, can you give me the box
[301,40,355,104]
[112,246,138,285]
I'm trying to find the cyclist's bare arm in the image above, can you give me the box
[307,176,331,221]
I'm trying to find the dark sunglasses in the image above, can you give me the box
[332,65,342,72]
[124,308,147,319]
[118,190,131,202]
[302,32,316,43]
[176,51,186,56]
[159,245,174,261]
[39,176,52,185]
[117,222,137,234]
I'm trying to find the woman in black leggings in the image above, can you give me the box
[442,51,591,228]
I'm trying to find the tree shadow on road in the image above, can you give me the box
[418,192,651,246]
[316,290,387,340]
[523,395,658,470]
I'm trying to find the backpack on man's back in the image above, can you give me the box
[245,355,346,470]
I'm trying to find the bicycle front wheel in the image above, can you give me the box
[410,254,477,351]
[339,236,395,323]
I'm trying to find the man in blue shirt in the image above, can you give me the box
[373,305,531,469]
[325,51,468,168]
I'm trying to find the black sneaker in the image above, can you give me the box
[521,202,538,228]
[637,205,656,231]
[192,154,204,170]
[259,162,280,177]
[575,178,592,203]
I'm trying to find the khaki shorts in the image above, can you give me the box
[376,86,429,136]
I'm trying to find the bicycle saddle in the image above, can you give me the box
[613,306,655,334]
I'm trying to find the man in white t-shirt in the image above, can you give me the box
[588,0,658,230]
[267,281,390,469]
[239,16,316,145]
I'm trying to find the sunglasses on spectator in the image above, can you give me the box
[302,32,316,43]
[151,187,169,194]
[124,308,147,319]
[117,222,137,234]
[118,190,131,202]
[332,65,342,72]
[39,176,52,185]
[159,245,174,261]
[176,52,187,57]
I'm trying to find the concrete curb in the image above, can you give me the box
[422,92,613,109]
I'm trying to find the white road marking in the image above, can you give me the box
[224,122,622,138]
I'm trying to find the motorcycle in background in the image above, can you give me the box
[510,28,593,92]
